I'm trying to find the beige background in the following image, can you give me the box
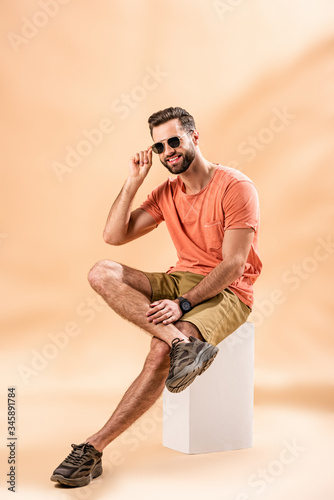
[1,1,334,499]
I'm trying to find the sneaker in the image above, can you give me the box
[50,442,103,487]
[165,336,219,393]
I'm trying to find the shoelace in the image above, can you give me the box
[169,338,185,363]
[64,444,91,466]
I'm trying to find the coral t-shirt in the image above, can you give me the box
[139,165,262,308]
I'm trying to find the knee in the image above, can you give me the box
[174,320,204,341]
[87,260,121,290]
[143,338,170,374]
[174,320,183,331]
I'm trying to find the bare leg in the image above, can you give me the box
[86,260,204,451]
[86,322,202,452]
[87,260,190,347]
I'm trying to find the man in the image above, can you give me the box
[51,106,262,487]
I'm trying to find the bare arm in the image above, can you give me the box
[181,228,254,306]
[147,228,254,324]
[103,147,157,245]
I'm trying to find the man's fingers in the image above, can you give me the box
[163,316,174,325]
[147,304,173,323]
[147,299,180,323]
[144,149,152,170]
[144,149,150,163]
[148,310,168,322]
[137,149,152,165]
[147,147,152,162]
[147,303,164,317]
[130,148,152,175]
[152,312,173,324]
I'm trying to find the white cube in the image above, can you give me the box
[163,322,254,454]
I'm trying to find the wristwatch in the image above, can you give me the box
[177,296,192,315]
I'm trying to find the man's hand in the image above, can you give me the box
[146,299,182,325]
[103,146,155,245]
[129,147,152,185]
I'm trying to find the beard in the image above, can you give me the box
[160,143,196,174]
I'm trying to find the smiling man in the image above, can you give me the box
[51,106,262,487]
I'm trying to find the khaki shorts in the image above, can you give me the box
[142,270,251,347]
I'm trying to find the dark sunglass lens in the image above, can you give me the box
[168,137,180,149]
[152,142,164,154]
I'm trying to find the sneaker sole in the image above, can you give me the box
[166,344,219,394]
[50,463,102,487]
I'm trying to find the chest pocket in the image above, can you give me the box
[203,220,224,251]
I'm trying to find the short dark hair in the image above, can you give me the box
[148,106,196,137]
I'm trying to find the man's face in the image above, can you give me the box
[151,118,196,174]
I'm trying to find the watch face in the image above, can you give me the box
[182,300,191,312]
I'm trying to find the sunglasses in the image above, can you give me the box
[151,130,193,154]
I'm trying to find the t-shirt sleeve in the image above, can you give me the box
[222,180,260,231]
[139,185,165,225]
